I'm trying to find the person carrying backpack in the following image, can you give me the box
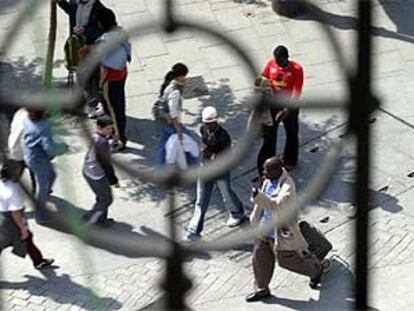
[56,0,106,45]
[155,63,193,165]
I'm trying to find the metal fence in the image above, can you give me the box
[0,0,376,310]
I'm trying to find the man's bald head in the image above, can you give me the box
[263,156,283,179]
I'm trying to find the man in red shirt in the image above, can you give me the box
[257,45,303,175]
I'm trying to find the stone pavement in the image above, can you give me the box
[1,0,414,310]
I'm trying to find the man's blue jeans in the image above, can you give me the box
[156,124,193,165]
[187,172,245,236]
[28,160,56,223]
[83,173,113,224]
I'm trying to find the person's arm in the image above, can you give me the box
[253,181,293,210]
[168,90,183,141]
[99,66,109,90]
[41,122,56,160]
[95,140,119,185]
[10,210,29,240]
[291,64,304,98]
[171,118,182,141]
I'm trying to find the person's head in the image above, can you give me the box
[170,63,189,84]
[97,8,117,32]
[263,156,284,180]
[159,63,189,96]
[27,109,45,121]
[202,106,218,129]
[96,115,114,137]
[273,45,290,68]
[0,160,20,182]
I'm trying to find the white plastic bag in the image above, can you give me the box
[165,133,199,169]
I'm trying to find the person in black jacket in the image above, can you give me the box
[56,0,106,45]
[82,115,119,226]
[183,106,246,243]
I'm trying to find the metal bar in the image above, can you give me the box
[164,187,191,310]
[354,0,373,309]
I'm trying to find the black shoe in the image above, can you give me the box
[35,258,54,270]
[245,289,271,302]
[309,273,322,289]
[95,218,115,228]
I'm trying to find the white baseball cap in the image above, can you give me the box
[202,106,218,123]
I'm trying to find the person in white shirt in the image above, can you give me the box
[7,109,36,193]
[0,160,54,269]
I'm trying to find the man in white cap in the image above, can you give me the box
[183,106,246,242]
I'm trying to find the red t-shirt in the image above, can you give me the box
[262,59,304,98]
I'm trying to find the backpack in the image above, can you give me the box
[152,82,181,123]
[152,97,170,123]
[64,35,84,71]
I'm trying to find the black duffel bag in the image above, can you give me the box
[299,220,332,260]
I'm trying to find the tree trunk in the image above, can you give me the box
[43,0,57,89]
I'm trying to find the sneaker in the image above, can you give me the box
[245,288,271,302]
[226,216,244,228]
[182,232,201,244]
[35,258,54,270]
[87,102,105,119]
[309,271,322,289]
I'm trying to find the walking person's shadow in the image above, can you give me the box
[263,256,380,311]
[0,267,122,310]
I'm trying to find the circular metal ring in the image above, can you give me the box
[2,0,353,258]
[78,18,265,186]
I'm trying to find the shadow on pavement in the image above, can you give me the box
[233,0,267,8]
[44,196,211,260]
[0,0,21,15]
[380,0,414,39]
[0,269,122,310]
[279,3,414,44]
[264,257,379,311]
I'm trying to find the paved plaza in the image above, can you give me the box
[1,0,414,310]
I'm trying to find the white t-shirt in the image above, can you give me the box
[0,180,24,212]
[8,108,27,161]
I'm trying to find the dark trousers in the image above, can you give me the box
[26,232,43,265]
[0,231,43,265]
[277,250,321,279]
[257,109,299,175]
[105,78,127,145]
[252,237,275,290]
[83,173,113,224]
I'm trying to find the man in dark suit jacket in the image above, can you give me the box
[56,0,106,44]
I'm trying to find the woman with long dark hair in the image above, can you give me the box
[157,63,192,165]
